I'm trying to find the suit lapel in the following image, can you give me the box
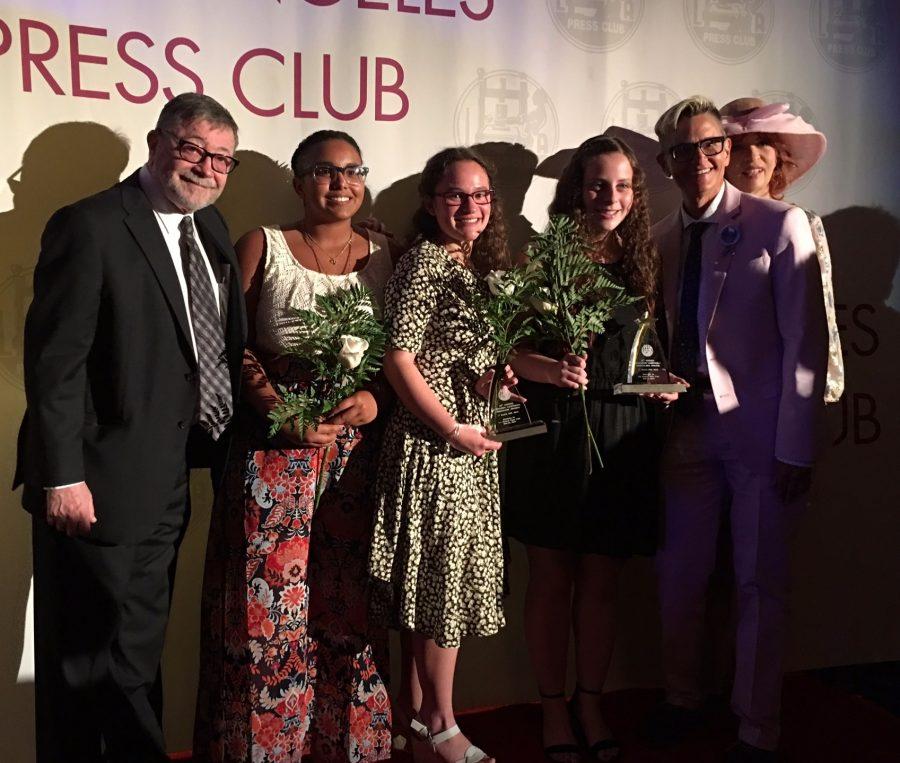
[703,182,742,332]
[120,173,195,360]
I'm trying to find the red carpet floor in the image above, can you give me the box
[176,672,900,762]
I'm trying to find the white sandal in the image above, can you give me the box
[391,714,431,752]
[429,724,492,763]
[393,715,429,752]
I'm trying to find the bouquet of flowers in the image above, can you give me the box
[523,214,638,468]
[267,283,386,438]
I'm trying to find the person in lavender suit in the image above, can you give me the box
[639,95,828,763]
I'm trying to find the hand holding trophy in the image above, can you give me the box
[478,268,548,441]
[613,309,687,396]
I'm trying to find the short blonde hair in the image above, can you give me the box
[654,95,721,149]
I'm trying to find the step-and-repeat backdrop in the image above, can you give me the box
[2,1,898,756]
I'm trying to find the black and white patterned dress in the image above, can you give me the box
[368,239,505,648]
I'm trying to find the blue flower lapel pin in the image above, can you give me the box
[719,225,741,248]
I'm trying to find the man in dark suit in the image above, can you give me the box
[14,92,246,762]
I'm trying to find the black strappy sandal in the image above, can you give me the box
[569,685,621,762]
[538,690,582,763]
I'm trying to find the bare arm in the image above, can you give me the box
[510,349,588,389]
[384,349,500,457]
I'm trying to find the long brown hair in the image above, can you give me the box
[411,147,510,274]
[550,135,658,301]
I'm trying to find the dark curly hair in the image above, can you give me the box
[549,135,658,301]
[290,130,362,177]
[411,147,510,274]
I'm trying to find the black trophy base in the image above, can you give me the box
[487,420,548,442]
[613,382,687,395]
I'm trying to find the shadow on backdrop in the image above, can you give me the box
[0,121,130,762]
[472,142,538,255]
[798,206,900,666]
[0,123,130,390]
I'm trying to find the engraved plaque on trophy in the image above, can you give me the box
[613,311,687,395]
[486,364,547,442]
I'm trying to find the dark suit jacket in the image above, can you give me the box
[14,170,246,544]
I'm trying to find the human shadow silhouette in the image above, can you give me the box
[0,121,130,762]
[0,123,130,389]
[472,142,538,255]
[791,205,900,666]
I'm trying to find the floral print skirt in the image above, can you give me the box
[194,416,391,762]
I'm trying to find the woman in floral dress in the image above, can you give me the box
[368,147,512,763]
[194,131,392,762]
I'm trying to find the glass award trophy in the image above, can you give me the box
[486,364,547,442]
[613,311,687,395]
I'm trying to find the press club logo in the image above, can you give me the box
[603,81,680,139]
[684,0,774,64]
[546,0,645,53]
[454,69,559,158]
[810,0,887,73]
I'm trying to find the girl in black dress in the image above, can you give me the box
[505,136,662,763]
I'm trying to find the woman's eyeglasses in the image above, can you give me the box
[300,163,369,185]
[434,189,495,206]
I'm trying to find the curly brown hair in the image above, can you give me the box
[411,147,511,275]
[765,133,792,200]
[549,135,658,301]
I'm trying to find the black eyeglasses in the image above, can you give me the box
[668,136,728,163]
[300,163,369,185]
[162,130,239,174]
[433,189,495,206]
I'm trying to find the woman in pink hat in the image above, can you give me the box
[721,98,843,403]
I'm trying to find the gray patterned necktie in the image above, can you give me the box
[179,216,232,440]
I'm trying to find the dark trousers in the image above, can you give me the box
[31,475,190,763]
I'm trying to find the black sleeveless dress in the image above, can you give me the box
[502,284,661,557]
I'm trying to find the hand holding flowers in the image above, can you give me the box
[521,214,638,468]
[268,284,386,439]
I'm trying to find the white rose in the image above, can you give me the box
[337,334,369,370]
[528,295,555,314]
[485,270,515,297]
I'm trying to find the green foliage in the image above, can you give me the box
[267,284,387,437]
[523,215,640,469]
[473,268,539,365]
[524,215,638,355]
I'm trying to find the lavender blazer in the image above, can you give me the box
[654,181,828,471]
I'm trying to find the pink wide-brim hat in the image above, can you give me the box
[721,100,827,186]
